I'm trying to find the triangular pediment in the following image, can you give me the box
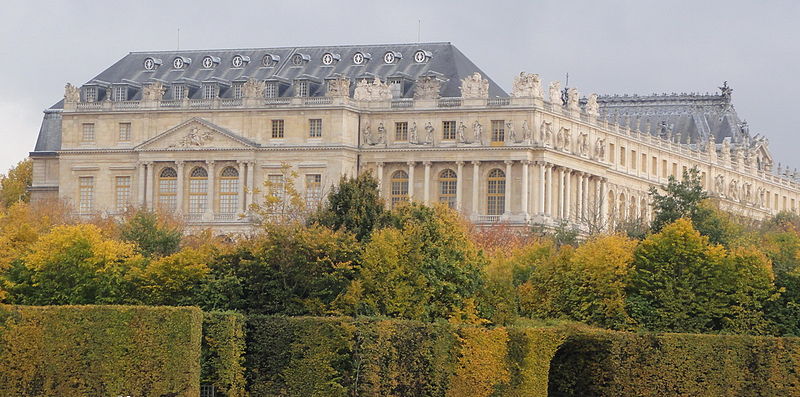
[135,118,259,151]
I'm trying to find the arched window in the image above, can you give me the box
[438,169,457,208]
[607,190,616,221]
[618,193,626,221]
[390,170,409,207]
[640,198,648,221]
[219,166,239,215]
[158,167,177,211]
[487,169,505,215]
[629,196,638,220]
[189,167,208,217]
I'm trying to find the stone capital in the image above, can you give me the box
[504,160,514,165]
[406,161,416,167]
[422,161,433,167]
[455,161,465,167]
[471,160,481,166]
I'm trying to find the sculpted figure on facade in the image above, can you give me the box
[507,122,517,143]
[413,76,442,99]
[64,83,80,103]
[325,76,350,97]
[242,78,266,99]
[376,123,386,145]
[169,127,213,148]
[566,88,580,112]
[460,72,489,99]
[729,180,739,201]
[354,77,392,101]
[757,186,766,207]
[548,81,562,105]
[424,122,434,144]
[585,93,600,117]
[409,122,418,144]
[715,175,726,195]
[473,121,483,144]
[594,137,606,161]
[557,127,571,152]
[511,72,542,98]
[721,138,731,163]
[540,120,553,146]
[578,132,590,156]
[457,122,467,143]
[142,81,166,101]
[362,122,373,145]
[744,183,753,204]
[522,120,531,142]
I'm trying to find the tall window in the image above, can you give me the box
[305,174,322,206]
[389,78,402,97]
[487,169,505,215]
[264,82,277,98]
[620,146,626,165]
[84,87,97,102]
[78,176,94,214]
[118,122,131,142]
[442,121,456,140]
[268,174,286,202]
[203,84,217,100]
[309,119,322,138]
[295,81,309,97]
[232,83,243,99]
[189,167,208,217]
[219,167,239,215]
[159,167,178,211]
[395,122,408,141]
[272,120,285,138]
[491,120,505,143]
[438,169,457,208]
[113,86,127,102]
[115,176,131,212]
[390,170,409,207]
[173,84,185,100]
[82,123,95,142]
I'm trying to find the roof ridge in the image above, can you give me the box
[128,42,454,55]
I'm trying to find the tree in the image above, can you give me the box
[649,167,707,233]
[250,163,310,225]
[312,171,388,241]
[134,245,213,306]
[118,209,183,257]
[0,159,32,208]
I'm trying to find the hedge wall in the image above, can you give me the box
[548,329,800,396]
[0,304,202,397]
[202,311,246,397]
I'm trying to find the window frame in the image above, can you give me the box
[78,176,94,214]
[271,119,285,138]
[390,170,409,207]
[442,121,456,141]
[438,169,457,208]
[81,123,95,143]
[218,166,239,215]
[115,175,131,212]
[490,120,505,144]
[309,118,322,138]
[158,167,178,212]
[395,121,408,141]
[487,168,506,215]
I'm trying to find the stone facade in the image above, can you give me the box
[28,44,800,233]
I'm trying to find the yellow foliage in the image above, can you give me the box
[447,326,510,397]
[23,224,139,272]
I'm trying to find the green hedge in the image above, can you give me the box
[0,304,202,397]
[548,329,800,396]
[202,311,246,397]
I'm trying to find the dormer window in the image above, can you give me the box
[265,82,278,98]
[389,78,403,98]
[291,53,310,66]
[202,83,218,100]
[173,84,186,100]
[321,52,340,66]
[295,80,309,97]
[201,56,220,69]
[112,85,128,102]
[232,82,243,99]
[84,87,97,102]
[261,53,280,67]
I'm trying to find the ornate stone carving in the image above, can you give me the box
[729,180,739,200]
[511,72,542,98]
[715,175,726,195]
[362,122,373,145]
[413,76,442,99]
[460,72,489,99]
[326,76,350,97]
[548,81,562,105]
[473,121,483,144]
[168,127,213,148]
[142,81,166,101]
[506,122,517,143]
[354,77,391,101]
[424,122,434,144]
[376,123,386,145]
[457,122,467,143]
[409,122,418,144]
[721,138,731,162]
[757,186,766,207]
[586,93,599,117]
[744,183,753,203]
[522,120,531,142]
[578,132,590,156]
[540,120,553,146]
[64,83,80,103]
[566,88,579,112]
[594,137,606,160]
[556,127,571,152]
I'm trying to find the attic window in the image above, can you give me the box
[112,85,128,102]
[173,84,186,100]
[413,50,432,63]
[231,55,249,68]
[321,53,340,66]
[202,83,218,100]
[262,53,279,67]
[143,57,162,71]
[389,78,403,98]
[264,82,278,98]
[232,82,243,99]
[383,51,402,64]
[295,80,309,97]
[84,87,97,103]
[291,53,310,66]
[352,52,371,65]
[172,56,191,69]
[201,56,220,69]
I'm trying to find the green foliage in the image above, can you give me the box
[0,304,202,396]
[202,311,246,397]
[119,209,183,257]
[313,171,389,241]
[649,167,707,233]
[447,326,510,397]
[0,159,32,208]
[136,246,212,306]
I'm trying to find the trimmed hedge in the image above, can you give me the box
[0,304,202,397]
[548,328,800,396]
[202,311,246,397]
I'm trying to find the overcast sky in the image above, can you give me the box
[2,0,799,173]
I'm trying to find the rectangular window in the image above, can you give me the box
[219,176,238,215]
[113,86,127,102]
[264,82,277,98]
[389,79,402,98]
[631,150,637,169]
[620,146,626,165]
[82,123,95,142]
[118,122,131,142]
[271,120,285,138]
[296,81,309,97]
[79,176,94,214]
[309,119,322,138]
[115,176,131,212]
[203,84,217,100]
[173,84,185,100]
[305,174,322,206]
[232,83,243,99]
[491,120,505,143]
[268,174,286,202]
[395,122,408,141]
[662,159,667,178]
[672,162,678,177]
[652,156,657,175]
[442,121,456,140]
[641,153,647,172]
[159,172,177,212]
[84,87,97,102]
[439,172,457,208]
[189,176,208,216]
[609,143,616,162]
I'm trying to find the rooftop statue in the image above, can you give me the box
[585,93,599,117]
[64,83,80,103]
[354,77,391,101]
[511,72,542,98]
[142,81,166,101]
[566,88,580,112]
[325,76,350,97]
[414,76,442,100]
[460,72,489,99]
[549,81,562,105]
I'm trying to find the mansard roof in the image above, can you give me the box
[50,42,505,108]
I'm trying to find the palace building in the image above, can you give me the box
[29,42,796,232]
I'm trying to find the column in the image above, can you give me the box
[456,161,464,211]
[545,164,553,216]
[576,172,583,222]
[538,162,546,215]
[137,161,146,206]
[376,162,384,192]
[176,161,185,214]
[407,161,416,201]
[145,161,154,210]
[558,168,566,219]
[521,160,530,220]
[204,161,215,220]
[472,161,481,216]
[237,161,246,212]
[599,178,607,227]
[247,161,255,211]
[504,160,513,215]
[564,168,571,220]
[423,161,432,204]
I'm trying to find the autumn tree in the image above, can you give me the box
[312,171,389,241]
[250,163,310,225]
[119,209,183,257]
[0,159,32,208]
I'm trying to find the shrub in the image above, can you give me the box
[202,311,246,397]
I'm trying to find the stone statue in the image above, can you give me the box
[457,122,467,143]
[409,122,418,144]
[563,128,572,152]
[594,137,606,160]
[142,81,166,101]
[506,122,516,143]
[170,127,213,148]
[511,72,542,98]
[578,132,590,156]
[541,120,553,146]
[413,76,442,99]
[64,83,80,103]
[376,123,386,144]
[715,175,725,195]
[326,76,350,97]
[522,120,531,142]
[460,72,489,99]
[566,88,579,112]
[362,122,373,145]
[241,78,265,99]
[729,180,739,200]
[757,187,766,207]
[548,81,562,105]
[354,77,391,101]
[585,93,599,117]
[424,122,434,144]
[744,183,753,203]
[473,121,483,144]
[721,138,731,162]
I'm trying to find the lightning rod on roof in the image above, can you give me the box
[177,28,180,50]
[418,19,421,43]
